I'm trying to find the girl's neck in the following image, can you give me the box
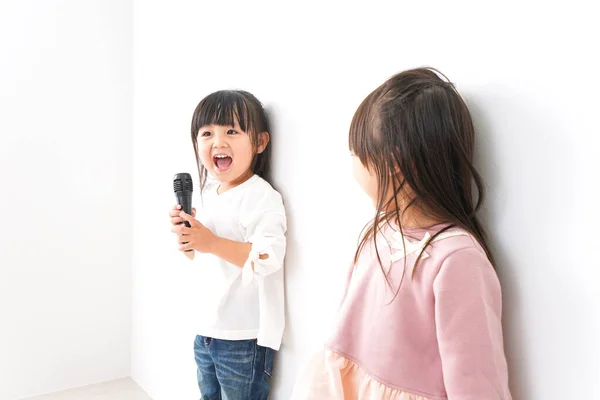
[386,195,443,229]
[398,211,442,230]
[217,169,254,194]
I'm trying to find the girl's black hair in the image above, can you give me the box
[349,67,494,286]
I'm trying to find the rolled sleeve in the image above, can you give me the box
[241,194,287,285]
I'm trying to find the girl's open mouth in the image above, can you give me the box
[213,155,233,172]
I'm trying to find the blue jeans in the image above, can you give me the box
[194,335,275,400]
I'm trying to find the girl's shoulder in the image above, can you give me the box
[237,176,287,228]
[425,229,497,287]
[379,223,482,255]
[376,224,492,274]
[427,229,487,261]
[242,175,284,205]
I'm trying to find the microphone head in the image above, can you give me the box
[173,172,193,193]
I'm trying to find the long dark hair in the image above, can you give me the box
[349,67,494,283]
[191,90,271,191]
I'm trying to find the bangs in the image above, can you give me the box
[191,91,258,138]
[349,89,381,165]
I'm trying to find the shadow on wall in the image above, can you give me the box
[468,88,531,400]
[468,83,586,400]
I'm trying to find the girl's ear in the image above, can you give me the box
[257,131,270,154]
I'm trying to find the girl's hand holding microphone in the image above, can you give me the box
[169,205,214,260]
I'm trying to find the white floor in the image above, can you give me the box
[23,378,152,400]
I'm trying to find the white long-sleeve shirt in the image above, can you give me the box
[191,174,286,350]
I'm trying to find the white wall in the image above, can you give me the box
[9,2,597,400]
[0,1,133,399]
[128,1,597,399]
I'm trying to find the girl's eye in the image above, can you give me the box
[201,131,211,137]
[227,129,237,135]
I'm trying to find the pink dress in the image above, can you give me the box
[292,226,512,399]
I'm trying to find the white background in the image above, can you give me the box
[0,0,132,399]
[2,1,599,399]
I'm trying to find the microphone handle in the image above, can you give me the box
[176,192,193,251]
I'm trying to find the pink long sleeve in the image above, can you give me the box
[434,247,511,399]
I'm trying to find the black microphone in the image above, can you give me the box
[174,173,194,252]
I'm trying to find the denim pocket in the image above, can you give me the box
[264,347,275,378]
